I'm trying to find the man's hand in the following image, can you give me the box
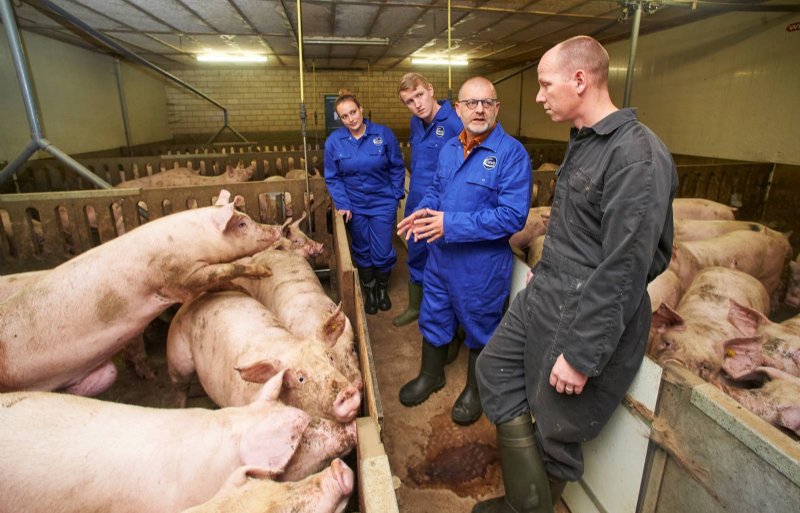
[410,208,445,243]
[549,354,588,395]
[397,209,429,240]
[337,209,352,223]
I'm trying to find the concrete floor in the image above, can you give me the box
[367,241,570,513]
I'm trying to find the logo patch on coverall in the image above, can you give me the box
[483,156,497,170]
[435,126,445,137]
[372,137,383,145]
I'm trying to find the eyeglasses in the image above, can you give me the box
[457,98,498,110]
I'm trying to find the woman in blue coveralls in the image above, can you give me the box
[324,90,406,315]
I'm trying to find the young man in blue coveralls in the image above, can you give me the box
[393,73,462,330]
[473,36,677,513]
[397,76,531,426]
[324,91,406,314]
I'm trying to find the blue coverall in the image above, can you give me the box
[416,123,531,350]
[406,100,463,285]
[324,120,406,273]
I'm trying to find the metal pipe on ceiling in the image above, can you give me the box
[30,0,249,146]
[447,0,452,102]
[0,0,111,189]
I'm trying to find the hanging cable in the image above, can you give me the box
[296,0,312,232]
[447,0,452,102]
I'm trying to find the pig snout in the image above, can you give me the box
[333,385,361,423]
[329,458,355,497]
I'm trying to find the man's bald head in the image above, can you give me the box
[550,35,610,86]
[458,76,496,100]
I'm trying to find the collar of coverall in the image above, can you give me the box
[458,124,495,158]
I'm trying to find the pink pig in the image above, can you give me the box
[180,459,354,513]
[167,290,361,423]
[672,198,737,220]
[116,163,254,188]
[0,375,310,513]
[649,267,770,381]
[235,249,363,389]
[0,192,280,396]
[668,229,792,307]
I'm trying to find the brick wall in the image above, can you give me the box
[164,67,472,139]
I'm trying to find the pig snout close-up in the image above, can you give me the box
[168,291,361,423]
[0,191,281,396]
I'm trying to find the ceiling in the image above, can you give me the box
[5,1,799,74]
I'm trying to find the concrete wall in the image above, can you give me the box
[512,11,800,165]
[163,67,472,139]
[0,27,170,162]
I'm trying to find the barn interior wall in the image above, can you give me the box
[0,27,171,163]
[162,67,471,140]
[515,10,800,165]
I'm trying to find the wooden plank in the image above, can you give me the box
[356,417,400,513]
[647,364,800,513]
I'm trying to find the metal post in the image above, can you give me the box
[114,58,132,148]
[623,2,643,108]
[0,0,111,189]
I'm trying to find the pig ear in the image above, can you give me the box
[232,195,245,208]
[226,164,235,176]
[237,360,283,384]
[651,303,684,333]
[721,336,762,380]
[319,303,346,347]
[215,189,232,206]
[250,368,288,403]
[239,408,310,473]
[212,202,237,232]
[218,465,281,492]
[290,211,307,228]
[727,299,767,336]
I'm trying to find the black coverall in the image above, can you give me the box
[476,108,678,481]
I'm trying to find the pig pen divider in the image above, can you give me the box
[639,363,800,513]
[0,181,401,512]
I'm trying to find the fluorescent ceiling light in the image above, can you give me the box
[196,53,268,63]
[411,57,469,66]
[303,36,389,46]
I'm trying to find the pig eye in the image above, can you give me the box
[238,220,247,229]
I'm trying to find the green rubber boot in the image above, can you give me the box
[399,339,448,406]
[471,414,553,513]
[452,348,483,425]
[392,282,422,326]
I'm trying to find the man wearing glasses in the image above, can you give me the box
[397,76,531,426]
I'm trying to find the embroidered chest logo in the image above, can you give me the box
[435,126,445,137]
[483,156,497,170]
[372,137,383,145]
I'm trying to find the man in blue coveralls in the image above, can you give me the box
[397,76,531,425]
[393,73,463,329]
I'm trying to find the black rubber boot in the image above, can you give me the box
[446,327,464,365]
[392,282,422,326]
[452,348,483,425]
[399,339,448,406]
[375,270,392,311]
[471,414,553,513]
[359,267,378,315]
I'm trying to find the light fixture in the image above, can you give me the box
[196,52,268,63]
[411,57,469,66]
[303,36,389,46]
